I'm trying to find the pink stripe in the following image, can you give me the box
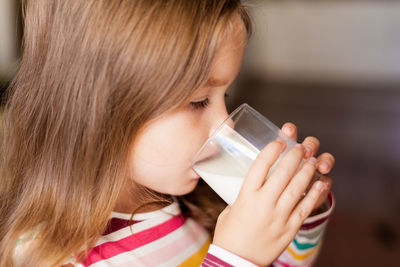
[81,215,186,266]
[202,253,233,267]
[300,217,329,230]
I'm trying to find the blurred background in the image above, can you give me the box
[1,0,399,266]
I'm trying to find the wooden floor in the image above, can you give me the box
[228,77,400,266]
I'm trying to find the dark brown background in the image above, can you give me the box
[226,78,400,266]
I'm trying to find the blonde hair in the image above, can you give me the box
[0,0,252,266]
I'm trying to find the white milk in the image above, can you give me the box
[193,124,282,206]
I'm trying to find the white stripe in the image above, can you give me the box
[88,254,147,267]
[203,258,225,267]
[207,244,258,267]
[295,231,323,244]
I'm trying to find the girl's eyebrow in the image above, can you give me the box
[206,77,229,87]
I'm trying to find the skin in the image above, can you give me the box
[213,141,333,265]
[281,123,334,209]
[113,18,335,265]
[114,19,248,213]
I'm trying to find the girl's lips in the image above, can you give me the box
[191,168,201,179]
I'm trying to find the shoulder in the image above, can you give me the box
[14,226,83,267]
[13,228,39,265]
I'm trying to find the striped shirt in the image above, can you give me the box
[15,193,334,266]
[73,202,211,266]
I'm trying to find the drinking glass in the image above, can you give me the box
[191,103,321,206]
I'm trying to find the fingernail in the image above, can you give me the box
[284,125,293,134]
[315,181,324,192]
[320,161,330,171]
[305,146,312,157]
[324,182,330,190]
[308,157,318,165]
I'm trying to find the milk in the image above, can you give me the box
[193,124,282,206]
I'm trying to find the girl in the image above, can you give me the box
[0,0,335,266]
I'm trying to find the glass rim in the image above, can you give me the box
[191,103,280,167]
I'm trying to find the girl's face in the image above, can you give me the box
[128,25,247,196]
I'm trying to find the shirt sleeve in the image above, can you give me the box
[272,192,335,267]
[201,244,258,267]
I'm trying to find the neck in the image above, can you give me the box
[113,183,173,214]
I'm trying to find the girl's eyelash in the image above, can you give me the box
[190,98,210,110]
[190,93,230,110]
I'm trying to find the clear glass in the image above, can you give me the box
[192,103,321,206]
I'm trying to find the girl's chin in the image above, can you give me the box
[171,179,200,196]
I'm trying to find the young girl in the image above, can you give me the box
[0,0,335,266]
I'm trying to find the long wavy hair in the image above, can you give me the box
[0,0,252,266]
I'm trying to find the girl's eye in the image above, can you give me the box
[190,98,210,110]
[190,93,230,111]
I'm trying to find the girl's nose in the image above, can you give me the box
[208,105,232,137]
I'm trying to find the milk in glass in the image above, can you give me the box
[193,124,282,205]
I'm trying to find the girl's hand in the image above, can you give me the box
[213,140,329,266]
[281,122,334,211]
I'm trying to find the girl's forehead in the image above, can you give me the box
[211,28,246,76]
[191,25,246,94]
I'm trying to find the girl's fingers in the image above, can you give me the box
[275,157,318,220]
[301,136,320,159]
[288,180,327,228]
[312,175,332,210]
[282,122,298,141]
[317,153,335,174]
[241,141,286,193]
[261,144,305,202]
